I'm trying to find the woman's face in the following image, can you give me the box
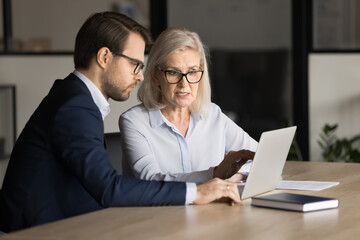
[155,48,202,111]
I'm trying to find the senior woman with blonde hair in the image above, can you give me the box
[119,28,258,184]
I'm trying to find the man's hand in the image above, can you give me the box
[213,150,255,179]
[193,178,241,205]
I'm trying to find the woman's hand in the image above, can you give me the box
[213,150,255,179]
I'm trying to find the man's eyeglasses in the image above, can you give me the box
[158,68,204,84]
[112,52,144,75]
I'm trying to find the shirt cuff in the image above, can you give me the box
[185,182,197,204]
[238,160,252,176]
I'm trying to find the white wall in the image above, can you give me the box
[0,56,140,187]
[309,54,360,161]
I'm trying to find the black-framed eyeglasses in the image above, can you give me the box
[158,68,204,84]
[112,52,145,75]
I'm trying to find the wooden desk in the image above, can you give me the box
[2,162,360,240]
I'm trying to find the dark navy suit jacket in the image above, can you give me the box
[0,74,186,232]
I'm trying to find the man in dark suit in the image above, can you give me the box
[0,12,241,233]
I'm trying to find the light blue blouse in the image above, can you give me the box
[119,103,258,184]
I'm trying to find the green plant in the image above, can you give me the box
[317,123,360,163]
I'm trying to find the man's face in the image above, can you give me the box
[102,32,145,101]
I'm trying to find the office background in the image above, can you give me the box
[1,0,360,187]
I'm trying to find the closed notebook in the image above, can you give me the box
[251,193,339,212]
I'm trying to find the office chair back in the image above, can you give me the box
[104,132,122,174]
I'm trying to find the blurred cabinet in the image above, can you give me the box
[210,49,289,141]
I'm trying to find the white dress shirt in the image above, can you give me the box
[73,70,110,119]
[119,103,258,185]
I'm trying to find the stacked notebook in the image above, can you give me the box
[251,193,339,212]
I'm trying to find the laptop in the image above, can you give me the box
[238,126,297,199]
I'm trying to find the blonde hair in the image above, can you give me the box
[138,27,211,116]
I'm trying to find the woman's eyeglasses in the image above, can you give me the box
[158,68,203,84]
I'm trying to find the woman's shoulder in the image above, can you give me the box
[205,103,236,124]
[207,102,223,117]
[120,103,148,119]
[209,102,221,110]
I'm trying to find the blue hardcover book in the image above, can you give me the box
[251,193,339,212]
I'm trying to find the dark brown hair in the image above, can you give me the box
[74,11,152,69]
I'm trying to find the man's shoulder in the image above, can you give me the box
[52,73,88,96]
[47,74,92,107]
